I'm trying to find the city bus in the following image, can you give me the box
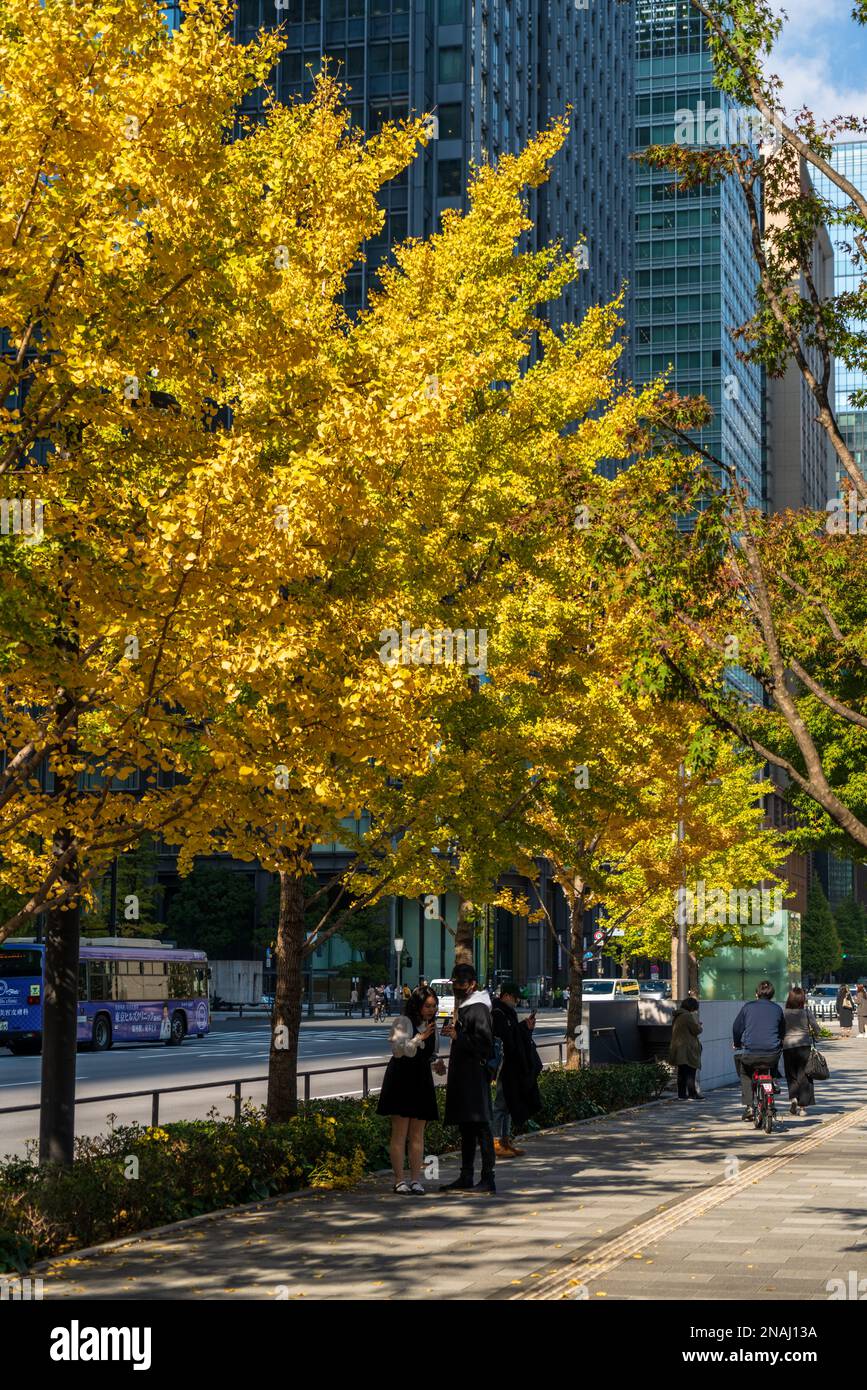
[0,938,210,1054]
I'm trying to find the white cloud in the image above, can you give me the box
[765,0,867,122]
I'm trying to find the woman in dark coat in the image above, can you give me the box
[783,985,820,1115]
[491,985,542,1156]
[669,996,703,1099]
[440,964,497,1194]
[377,986,445,1194]
[837,983,855,1037]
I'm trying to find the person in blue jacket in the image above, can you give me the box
[732,980,786,1119]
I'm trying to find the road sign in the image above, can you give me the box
[583,950,594,960]
[593,930,603,943]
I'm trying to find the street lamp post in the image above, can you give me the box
[394,936,404,998]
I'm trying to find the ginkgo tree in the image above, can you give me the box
[168,160,662,1121]
[0,0,424,1161]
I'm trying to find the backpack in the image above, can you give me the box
[485,1035,504,1082]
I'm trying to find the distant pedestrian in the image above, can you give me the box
[349,987,358,1018]
[669,996,703,1100]
[491,983,542,1157]
[782,986,821,1116]
[440,964,496,1195]
[402,983,411,1003]
[366,985,376,1019]
[837,983,855,1037]
[856,984,867,1037]
[378,986,446,1194]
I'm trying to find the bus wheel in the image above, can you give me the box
[92,1014,112,1051]
[167,1010,186,1046]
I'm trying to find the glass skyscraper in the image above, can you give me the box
[633,0,763,511]
[815,142,867,485]
[230,0,634,340]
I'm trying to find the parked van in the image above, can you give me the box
[430,978,456,1019]
[581,978,641,1001]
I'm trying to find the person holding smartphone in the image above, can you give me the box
[377,986,445,1194]
[491,983,542,1157]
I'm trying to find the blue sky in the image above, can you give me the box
[773,0,867,128]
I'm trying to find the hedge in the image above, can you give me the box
[0,1060,668,1273]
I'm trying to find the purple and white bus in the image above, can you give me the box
[0,939,210,1054]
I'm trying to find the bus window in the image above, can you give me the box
[169,962,194,997]
[78,963,88,1001]
[88,961,114,1002]
[145,961,169,1001]
[0,949,41,977]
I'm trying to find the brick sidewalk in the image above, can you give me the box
[39,1035,867,1301]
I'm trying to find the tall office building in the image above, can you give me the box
[633,0,763,510]
[765,159,836,514]
[231,0,634,339]
[814,141,867,487]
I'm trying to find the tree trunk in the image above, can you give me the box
[266,868,305,1123]
[38,826,80,1167]
[453,895,475,969]
[564,891,586,1069]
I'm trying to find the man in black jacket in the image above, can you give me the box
[440,964,496,1195]
[491,984,542,1158]
[732,980,786,1118]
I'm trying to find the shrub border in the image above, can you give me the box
[33,1090,679,1275]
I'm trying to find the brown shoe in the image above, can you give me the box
[493,1138,515,1159]
[504,1143,525,1156]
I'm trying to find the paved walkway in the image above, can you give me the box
[39,1031,867,1301]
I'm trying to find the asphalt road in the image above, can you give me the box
[0,1014,569,1159]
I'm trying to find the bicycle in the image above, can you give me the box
[750,1066,779,1134]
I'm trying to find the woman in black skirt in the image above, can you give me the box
[377,986,445,1194]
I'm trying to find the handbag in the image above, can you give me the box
[805,1046,830,1082]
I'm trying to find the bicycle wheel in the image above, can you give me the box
[764,1104,774,1135]
[754,1094,764,1128]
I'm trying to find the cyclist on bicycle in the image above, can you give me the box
[732,980,786,1120]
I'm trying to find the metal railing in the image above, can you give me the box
[0,1039,570,1130]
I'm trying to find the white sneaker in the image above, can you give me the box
[408,1181,426,1195]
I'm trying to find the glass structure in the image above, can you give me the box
[633,0,763,512]
[229,0,634,338]
[814,141,867,486]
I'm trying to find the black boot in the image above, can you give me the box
[472,1172,496,1194]
[439,1171,474,1193]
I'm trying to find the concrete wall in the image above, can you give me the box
[211,960,263,1005]
[692,1000,744,1092]
[638,998,743,1091]
[585,1001,643,1064]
